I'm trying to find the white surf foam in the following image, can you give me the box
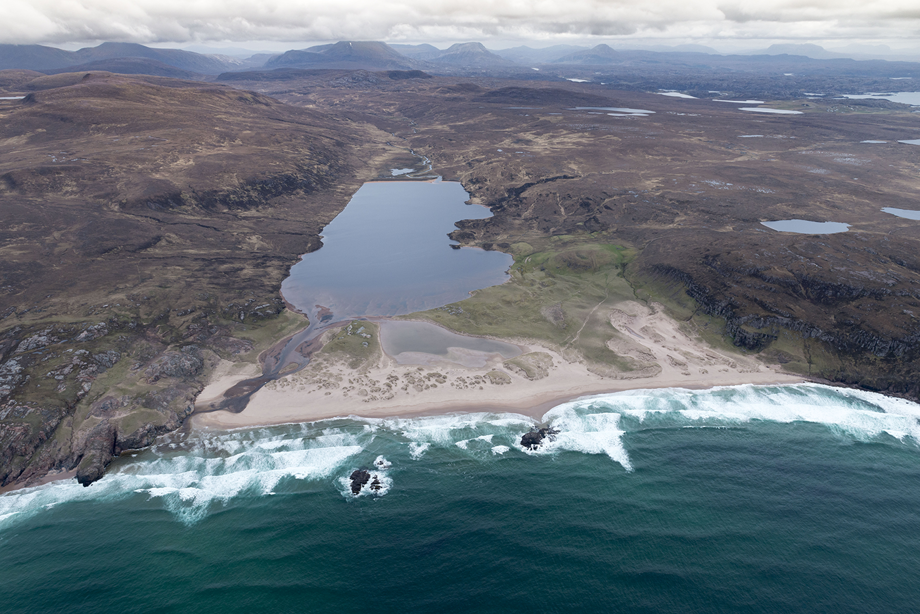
[4,384,918,528]
[535,405,633,471]
[372,412,531,445]
[0,429,368,527]
[454,433,496,451]
[549,384,920,450]
[408,442,431,459]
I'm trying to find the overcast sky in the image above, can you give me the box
[3,0,919,52]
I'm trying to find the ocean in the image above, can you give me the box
[3,383,920,612]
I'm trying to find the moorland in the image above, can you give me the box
[1,41,919,486]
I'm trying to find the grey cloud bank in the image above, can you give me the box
[2,0,919,50]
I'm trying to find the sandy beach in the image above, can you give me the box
[193,300,804,430]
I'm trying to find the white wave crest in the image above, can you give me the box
[541,384,920,471]
[0,429,367,528]
[538,405,633,471]
[372,412,531,445]
[3,384,918,528]
[593,383,920,442]
[408,442,430,459]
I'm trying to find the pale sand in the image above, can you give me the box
[194,301,804,430]
[195,360,262,407]
[0,469,77,495]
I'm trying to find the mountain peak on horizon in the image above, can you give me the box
[554,43,619,64]
[268,40,415,70]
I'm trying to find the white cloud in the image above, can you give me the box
[0,0,917,46]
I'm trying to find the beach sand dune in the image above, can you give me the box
[194,301,802,429]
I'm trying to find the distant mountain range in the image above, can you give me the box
[0,40,918,81]
[0,42,232,74]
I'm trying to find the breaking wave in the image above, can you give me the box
[2,384,919,528]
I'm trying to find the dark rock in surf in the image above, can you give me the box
[349,468,371,494]
[370,475,382,491]
[520,431,544,450]
[520,426,560,450]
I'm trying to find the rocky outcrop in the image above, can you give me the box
[0,356,25,401]
[144,346,203,382]
[349,468,371,494]
[75,421,116,486]
[0,404,65,485]
[520,425,560,450]
[651,263,920,360]
[0,318,217,487]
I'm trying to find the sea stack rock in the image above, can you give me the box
[349,469,371,494]
[520,425,560,450]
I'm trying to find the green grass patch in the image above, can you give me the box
[406,240,642,373]
[114,409,169,438]
[320,321,380,370]
[233,309,309,358]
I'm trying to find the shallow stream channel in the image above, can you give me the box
[207,178,513,411]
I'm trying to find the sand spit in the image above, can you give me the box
[194,301,803,429]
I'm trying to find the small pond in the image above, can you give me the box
[844,92,920,106]
[882,207,920,220]
[571,106,654,116]
[761,220,850,234]
[658,92,697,99]
[379,320,521,367]
[741,107,803,115]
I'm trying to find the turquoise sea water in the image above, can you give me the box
[3,383,920,612]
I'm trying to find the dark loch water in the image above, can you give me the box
[4,384,920,613]
[280,180,512,323]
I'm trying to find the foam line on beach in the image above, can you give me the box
[2,384,919,528]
